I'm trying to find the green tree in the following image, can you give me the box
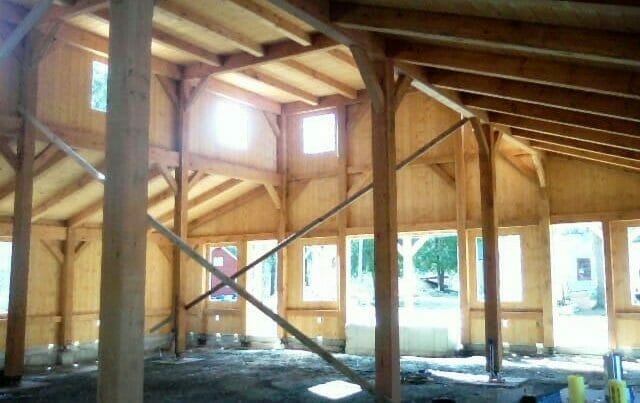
[413,235,458,291]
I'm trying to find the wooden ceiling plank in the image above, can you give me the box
[281,59,357,99]
[189,153,282,185]
[331,3,640,68]
[327,48,357,69]
[227,0,311,46]
[189,186,266,230]
[514,128,640,162]
[242,67,318,105]
[184,33,338,79]
[31,161,105,222]
[463,94,640,137]
[155,0,264,57]
[532,142,640,172]
[426,69,640,122]
[158,178,243,224]
[207,78,282,115]
[490,113,640,151]
[389,41,640,100]
[42,0,109,23]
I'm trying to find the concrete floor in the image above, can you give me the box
[1,348,638,402]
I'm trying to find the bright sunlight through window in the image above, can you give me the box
[302,113,336,154]
[215,100,248,150]
[91,61,108,112]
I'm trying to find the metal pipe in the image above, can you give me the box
[0,0,55,61]
[183,117,469,310]
[21,109,381,399]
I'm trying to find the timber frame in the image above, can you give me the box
[1,0,639,401]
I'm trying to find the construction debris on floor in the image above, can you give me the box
[0,348,638,402]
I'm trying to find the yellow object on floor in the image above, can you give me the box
[609,379,628,403]
[567,375,585,403]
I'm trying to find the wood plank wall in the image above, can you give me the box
[2,38,640,354]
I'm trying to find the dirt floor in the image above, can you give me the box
[0,347,638,402]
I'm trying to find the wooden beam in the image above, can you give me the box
[189,186,266,230]
[282,90,367,115]
[4,33,38,381]
[0,142,17,171]
[42,0,109,22]
[489,113,640,152]
[512,128,640,162]
[227,0,311,46]
[463,94,640,137]
[327,48,357,69]
[155,0,263,57]
[0,0,54,61]
[263,112,281,138]
[397,62,480,119]
[332,3,640,68]
[157,163,177,194]
[602,220,617,350]
[531,142,640,172]
[59,228,78,347]
[0,146,66,203]
[350,45,383,112]
[184,33,338,79]
[97,0,153,401]
[159,179,242,224]
[206,78,282,115]
[242,68,318,105]
[455,123,470,347]
[189,153,281,185]
[426,69,640,122]
[0,115,23,137]
[41,239,64,265]
[371,59,400,402]
[280,59,357,99]
[156,76,178,110]
[264,184,281,210]
[472,121,502,377]
[172,82,189,356]
[389,41,640,100]
[337,104,347,340]
[538,187,554,350]
[428,163,456,189]
[393,74,412,109]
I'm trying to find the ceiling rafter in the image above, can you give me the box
[331,2,640,68]
[280,59,357,99]
[155,0,264,57]
[531,142,640,172]
[242,67,319,105]
[227,0,311,46]
[388,40,640,100]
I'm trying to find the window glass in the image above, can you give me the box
[476,234,523,302]
[91,61,108,112]
[0,242,10,314]
[628,227,640,305]
[208,245,239,302]
[302,113,336,154]
[215,100,248,150]
[303,244,338,302]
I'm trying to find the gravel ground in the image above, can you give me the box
[0,348,638,402]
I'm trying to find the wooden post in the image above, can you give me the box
[59,227,78,347]
[603,220,617,350]
[539,186,555,351]
[455,121,470,347]
[472,121,502,377]
[173,81,190,356]
[3,34,37,382]
[276,114,288,341]
[337,104,348,339]
[97,1,154,402]
[371,59,400,402]
[238,241,248,338]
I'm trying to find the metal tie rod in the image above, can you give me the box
[19,107,383,399]
[182,117,469,311]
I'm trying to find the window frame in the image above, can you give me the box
[474,232,525,304]
[301,111,338,156]
[206,242,241,304]
[300,238,339,306]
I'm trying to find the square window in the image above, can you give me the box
[303,113,336,154]
[476,235,523,303]
[212,256,224,267]
[91,61,108,112]
[303,244,338,302]
[215,100,248,150]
